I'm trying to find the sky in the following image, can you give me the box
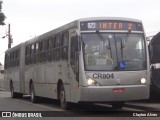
[0,0,160,64]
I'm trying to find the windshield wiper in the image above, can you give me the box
[96,30,111,50]
[96,30,105,41]
[96,31,113,68]
[121,30,131,58]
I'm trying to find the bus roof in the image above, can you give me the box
[5,17,142,53]
[5,43,23,53]
[77,17,142,23]
[27,17,142,43]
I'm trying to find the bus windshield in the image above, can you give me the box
[82,33,146,71]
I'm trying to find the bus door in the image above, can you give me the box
[69,29,79,102]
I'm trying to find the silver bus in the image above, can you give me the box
[4,17,150,109]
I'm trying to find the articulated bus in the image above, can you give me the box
[4,17,150,109]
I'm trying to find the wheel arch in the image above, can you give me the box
[57,79,63,99]
[10,79,13,91]
[29,79,33,94]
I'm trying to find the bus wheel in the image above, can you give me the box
[59,84,72,110]
[30,83,37,103]
[111,101,124,109]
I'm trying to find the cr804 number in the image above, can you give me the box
[93,73,114,79]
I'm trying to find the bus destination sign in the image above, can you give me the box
[80,21,143,31]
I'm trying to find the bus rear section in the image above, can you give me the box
[4,43,25,98]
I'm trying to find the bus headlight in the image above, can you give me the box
[86,77,100,86]
[140,78,146,84]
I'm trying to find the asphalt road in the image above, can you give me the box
[0,90,160,120]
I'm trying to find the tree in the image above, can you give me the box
[0,0,5,25]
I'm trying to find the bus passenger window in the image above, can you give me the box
[46,39,49,50]
[25,46,30,65]
[55,49,60,60]
[61,31,69,60]
[54,35,61,47]
[15,50,19,66]
[39,42,43,52]
[49,37,54,49]
[45,38,53,62]
[35,43,39,53]
[54,34,61,61]
[31,44,35,54]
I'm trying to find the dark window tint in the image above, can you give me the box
[61,31,69,60]
[49,37,54,49]
[54,34,61,47]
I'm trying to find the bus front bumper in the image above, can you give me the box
[79,85,150,102]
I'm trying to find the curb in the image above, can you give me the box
[124,103,160,111]
[0,88,4,91]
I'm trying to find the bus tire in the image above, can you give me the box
[59,84,72,110]
[111,101,124,109]
[30,83,37,103]
[10,82,22,98]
